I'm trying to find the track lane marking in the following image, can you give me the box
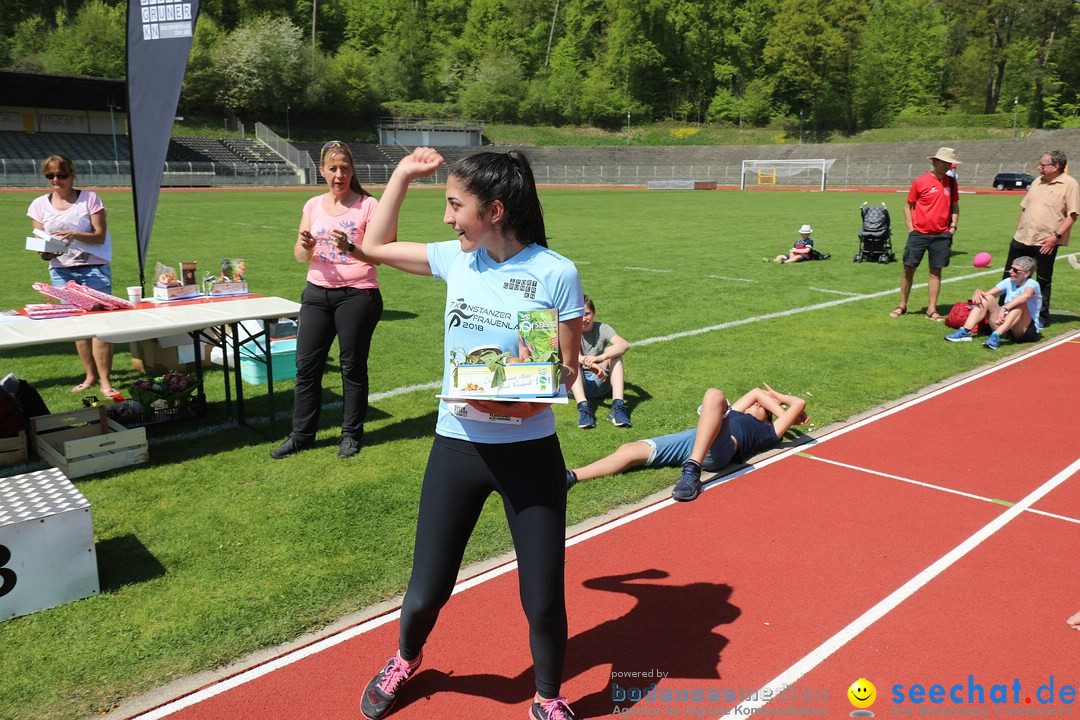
[720,454,1080,719]
[797,452,1080,525]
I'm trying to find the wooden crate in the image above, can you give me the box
[30,407,148,479]
[0,431,28,467]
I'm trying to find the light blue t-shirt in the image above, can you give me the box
[427,240,584,443]
[995,277,1042,329]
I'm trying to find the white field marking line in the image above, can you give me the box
[145,264,1002,444]
[131,331,1079,719]
[624,266,673,273]
[808,287,860,296]
[720,455,1080,719]
[800,452,1080,526]
[707,275,755,283]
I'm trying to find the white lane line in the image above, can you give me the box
[624,266,673,273]
[721,454,1080,719]
[708,275,756,283]
[145,265,1008,444]
[131,332,1080,719]
[799,452,1080,526]
[808,287,860,296]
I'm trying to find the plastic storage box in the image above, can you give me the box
[239,338,298,385]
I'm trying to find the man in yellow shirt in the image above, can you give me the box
[1004,150,1080,328]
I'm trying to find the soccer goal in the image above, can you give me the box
[740,159,837,191]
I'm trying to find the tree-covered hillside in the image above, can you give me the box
[3,0,1078,134]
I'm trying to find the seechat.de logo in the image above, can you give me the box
[848,678,877,717]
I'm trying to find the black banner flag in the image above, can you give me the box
[126,0,200,287]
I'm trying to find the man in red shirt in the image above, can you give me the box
[891,147,960,321]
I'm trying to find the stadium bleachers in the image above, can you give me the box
[2,129,1079,188]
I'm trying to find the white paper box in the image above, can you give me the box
[25,235,67,254]
[0,468,99,621]
[152,284,201,301]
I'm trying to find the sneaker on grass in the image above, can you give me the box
[984,332,1001,350]
[606,399,632,427]
[270,435,314,459]
[577,401,595,429]
[671,461,703,502]
[360,652,422,720]
[944,327,973,342]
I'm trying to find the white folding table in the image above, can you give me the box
[0,296,301,430]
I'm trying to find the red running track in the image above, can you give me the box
[129,333,1080,720]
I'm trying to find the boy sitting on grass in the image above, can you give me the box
[572,294,632,428]
[768,224,815,263]
[566,383,808,502]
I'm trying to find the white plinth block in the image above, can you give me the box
[0,467,99,621]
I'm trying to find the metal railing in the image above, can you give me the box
[0,156,1036,189]
[254,122,317,184]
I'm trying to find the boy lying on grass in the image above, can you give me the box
[566,383,808,502]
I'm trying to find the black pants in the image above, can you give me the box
[1002,239,1056,327]
[290,283,382,441]
[399,434,568,697]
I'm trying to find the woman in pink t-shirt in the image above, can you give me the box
[26,154,116,396]
[270,141,383,460]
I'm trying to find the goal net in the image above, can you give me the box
[740,159,836,191]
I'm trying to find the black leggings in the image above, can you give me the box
[399,433,568,697]
[291,283,382,441]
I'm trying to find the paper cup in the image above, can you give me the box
[127,286,143,304]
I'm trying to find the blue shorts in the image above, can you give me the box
[582,369,611,400]
[643,410,736,472]
[50,264,112,294]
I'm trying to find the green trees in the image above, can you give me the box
[3,0,1078,134]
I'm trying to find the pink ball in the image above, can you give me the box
[973,251,992,268]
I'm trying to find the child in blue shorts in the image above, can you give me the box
[566,383,808,502]
[571,294,632,429]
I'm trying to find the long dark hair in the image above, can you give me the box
[320,140,369,197]
[448,150,546,247]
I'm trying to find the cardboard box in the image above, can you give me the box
[30,406,148,479]
[130,337,201,374]
[452,361,559,398]
[152,284,201,301]
[206,281,248,297]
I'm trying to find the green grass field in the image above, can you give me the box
[0,185,1076,719]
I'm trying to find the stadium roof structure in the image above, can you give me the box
[1,69,126,112]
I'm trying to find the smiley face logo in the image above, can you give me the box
[848,678,876,709]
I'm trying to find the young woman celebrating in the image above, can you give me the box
[357,147,583,720]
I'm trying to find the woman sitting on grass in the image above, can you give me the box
[944,255,1041,350]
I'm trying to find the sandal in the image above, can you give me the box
[889,306,907,318]
[926,311,945,322]
[70,381,94,393]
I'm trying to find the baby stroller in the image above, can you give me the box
[853,202,895,264]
